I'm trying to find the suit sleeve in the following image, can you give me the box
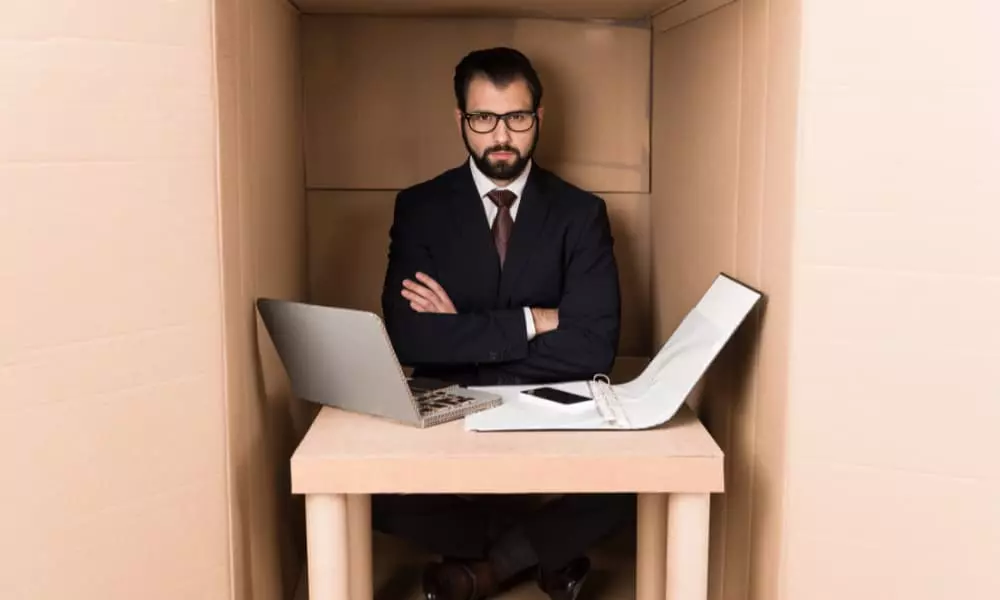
[480,197,621,383]
[381,191,530,366]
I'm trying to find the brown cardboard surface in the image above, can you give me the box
[783,0,1000,599]
[306,191,396,318]
[651,2,799,599]
[653,0,737,31]
[294,0,681,19]
[1,1,231,599]
[214,0,313,599]
[746,0,801,598]
[652,9,742,599]
[302,15,650,193]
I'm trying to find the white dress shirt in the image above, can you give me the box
[467,157,538,341]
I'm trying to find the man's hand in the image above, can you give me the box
[401,272,457,314]
[530,307,559,335]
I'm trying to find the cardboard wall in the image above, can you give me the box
[0,1,231,598]
[214,0,312,599]
[650,1,801,599]
[295,0,682,19]
[302,15,655,373]
[782,1,1000,598]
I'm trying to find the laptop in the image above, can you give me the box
[255,298,503,428]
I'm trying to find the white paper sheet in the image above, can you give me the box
[463,274,762,432]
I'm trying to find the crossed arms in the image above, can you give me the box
[380,191,621,383]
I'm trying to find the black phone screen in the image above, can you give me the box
[523,386,591,405]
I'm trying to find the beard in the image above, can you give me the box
[463,128,538,181]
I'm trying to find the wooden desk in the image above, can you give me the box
[291,404,724,600]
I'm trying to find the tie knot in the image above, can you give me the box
[487,189,517,209]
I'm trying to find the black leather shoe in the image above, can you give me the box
[537,556,591,600]
[422,560,489,600]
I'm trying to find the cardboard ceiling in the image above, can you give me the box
[292,0,685,19]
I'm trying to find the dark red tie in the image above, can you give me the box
[487,189,517,267]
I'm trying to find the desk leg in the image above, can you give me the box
[306,494,350,600]
[348,494,373,600]
[664,494,711,600]
[636,493,668,600]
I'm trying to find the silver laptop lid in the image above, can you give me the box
[256,298,421,425]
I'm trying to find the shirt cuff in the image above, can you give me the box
[523,306,537,341]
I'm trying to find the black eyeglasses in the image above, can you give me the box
[463,111,537,134]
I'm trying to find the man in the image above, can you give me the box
[375,47,634,600]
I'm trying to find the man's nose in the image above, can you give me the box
[492,120,512,144]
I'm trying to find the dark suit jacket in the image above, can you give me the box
[380,162,621,386]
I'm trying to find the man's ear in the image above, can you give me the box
[536,106,545,126]
[455,108,464,133]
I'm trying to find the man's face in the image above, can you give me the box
[457,75,543,183]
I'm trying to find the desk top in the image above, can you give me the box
[291,404,724,495]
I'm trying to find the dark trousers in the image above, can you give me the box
[371,492,636,572]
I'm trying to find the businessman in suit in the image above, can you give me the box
[374,47,635,600]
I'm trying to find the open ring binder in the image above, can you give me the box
[464,273,764,432]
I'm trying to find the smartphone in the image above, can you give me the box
[522,386,591,405]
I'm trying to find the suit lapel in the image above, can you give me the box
[498,167,550,304]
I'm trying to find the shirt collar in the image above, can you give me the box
[468,156,532,200]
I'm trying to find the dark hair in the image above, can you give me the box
[453,47,543,113]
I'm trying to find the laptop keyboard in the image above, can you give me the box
[415,388,473,414]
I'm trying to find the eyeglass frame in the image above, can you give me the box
[462,110,538,134]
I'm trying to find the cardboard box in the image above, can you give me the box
[11,0,996,598]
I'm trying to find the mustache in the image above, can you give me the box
[486,146,520,156]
